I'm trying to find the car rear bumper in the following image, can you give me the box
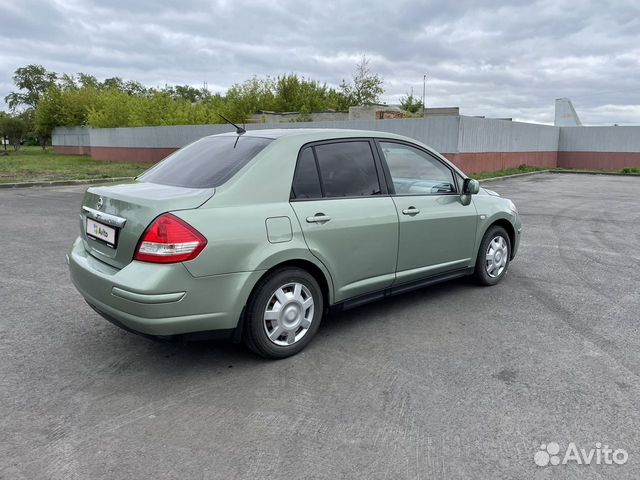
[67,237,263,337]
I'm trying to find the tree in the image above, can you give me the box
[101,77,125,91]
[33,86,62,147]
[400,88,423,114]
[339,56,384,106]
[169,85,209,103]
[223,76,276,122]
[34,84,99,146]
[122,80,149,96]
[272,74,345,113]
[5,65,57,149]
[12,62,382,131]
[4,64,57,111]
[0,114,28,151]
[78,73,99,89]
[97,77,148,96]
[86,88,133,128]
[0,112,8,154]
[59,73,78,91]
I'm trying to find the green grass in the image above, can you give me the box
[0,146,149,184]
[472,164,640,180]
[471,165,548,180]
[552,167,640,176]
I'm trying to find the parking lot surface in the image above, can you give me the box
[1,173,639,479]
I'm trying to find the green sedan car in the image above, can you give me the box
[68,129,521,358]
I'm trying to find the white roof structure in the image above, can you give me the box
[555,98,582,126]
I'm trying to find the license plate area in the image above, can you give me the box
[86,218,118,248]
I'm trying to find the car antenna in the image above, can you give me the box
[218,114,246,135]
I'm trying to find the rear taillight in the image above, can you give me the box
[134,213,207,264]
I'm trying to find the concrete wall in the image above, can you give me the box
[53,118,640,173]
[52,127,92,155]
[54,117,463,163]
[447,117,559,173]
[558,126,640,169]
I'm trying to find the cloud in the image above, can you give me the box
[1,0,639,124]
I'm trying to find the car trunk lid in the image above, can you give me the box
[79,182,215,269]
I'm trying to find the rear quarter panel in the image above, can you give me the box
[174,203,335,303]
[173,138,303,277]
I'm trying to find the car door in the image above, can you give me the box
[290,140,399,302]
[376,140,478,284]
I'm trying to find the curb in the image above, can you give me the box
[479,169,640,183]
[478,170,551,182]
[551,169,640,177]
[0,177,135,189]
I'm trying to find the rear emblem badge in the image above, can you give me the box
[96,197,103,210]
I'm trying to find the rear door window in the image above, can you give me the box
[314,141,381,197]
[291,147,322,199]
[139,136,272,188]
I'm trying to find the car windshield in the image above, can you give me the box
[138,136,272,188]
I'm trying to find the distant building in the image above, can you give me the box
[248,105,460,123]
[350,105,460,120]
[248,110,349,123]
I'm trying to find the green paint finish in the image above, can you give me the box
[69,237,261,334]
[68,129,521,339]
[291,197,399,301]
[393,194,478,283]
[265,216,293,244]
[81,182,214,270]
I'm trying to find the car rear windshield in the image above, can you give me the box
[138,136,273,188]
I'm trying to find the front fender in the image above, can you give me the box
[471,196,520,262]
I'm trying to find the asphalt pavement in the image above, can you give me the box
[1,173,639,479]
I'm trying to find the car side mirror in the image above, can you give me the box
[462,178,480,195]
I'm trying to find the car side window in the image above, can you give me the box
[314,141,381,197]
[292,147,322,199]
[379,142,456,195]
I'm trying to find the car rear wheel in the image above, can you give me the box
[243,267,323,358]
[474,225,511,286]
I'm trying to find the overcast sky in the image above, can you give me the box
[1,0,639,124]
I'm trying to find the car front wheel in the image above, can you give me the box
[474,225,511,286]
[243,267,323,358]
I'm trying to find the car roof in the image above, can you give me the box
[211,127,465,176]
[211,127,468,180]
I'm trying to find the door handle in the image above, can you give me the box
[306,213,331,224]
[402,207,420,216]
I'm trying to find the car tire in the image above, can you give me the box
[474,225,511,286]
[243,267,323,359]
